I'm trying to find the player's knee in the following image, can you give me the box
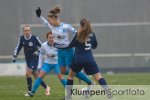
[61,71,66,74]
[33,72,39,79]
[57,74,64,80]
[38,71,46,79]
[93,73,103,81]
[67,69,75,79]
[60,67,67,74]
[26,72,31,78]
[67,76,73,80]
[26,70,32,77]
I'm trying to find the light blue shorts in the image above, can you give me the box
[58,48,74,68]
[41,63,60,74]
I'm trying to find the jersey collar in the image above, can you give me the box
[47,41,54,47]
[24,34,32,40]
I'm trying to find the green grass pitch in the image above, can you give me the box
[0,73,150,100]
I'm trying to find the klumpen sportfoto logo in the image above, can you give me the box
[70,88,145,96]
[65,85,150,100]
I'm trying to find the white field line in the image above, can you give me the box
[1,53,150,59]
[21,22,150,28]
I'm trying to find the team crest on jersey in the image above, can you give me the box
[31,66,34,68]
[29,42,33,46]
[63,29,65,33]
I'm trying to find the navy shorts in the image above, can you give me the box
[70,61,100,75]
[26,56,38,72]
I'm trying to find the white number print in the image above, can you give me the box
[85,38,91,50]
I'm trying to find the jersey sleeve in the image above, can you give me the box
[38,45,45,69]
[91,33,98,49]
[39,16,53,30]
[66,24,77,35]
[13,37,23,57]
[35,36,42,47]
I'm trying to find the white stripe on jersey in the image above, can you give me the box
[38,42,58,68]
[36,36,42,45]
[14,37,21,56]
[40,16,53,29]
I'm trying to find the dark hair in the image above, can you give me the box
[77,18,92,43]
[48,6,61,18]
[46,32,52,39]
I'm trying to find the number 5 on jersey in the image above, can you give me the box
[85,38,91,50]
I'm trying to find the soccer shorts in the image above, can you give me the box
[58,48,74,68]
[26,56,38,72]
[41,63,61,74]
[71,61,100,75]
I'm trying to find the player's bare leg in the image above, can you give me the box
[57,74,67,87]
[60,67,67,74]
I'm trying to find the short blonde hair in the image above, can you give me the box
[22,25,30,31]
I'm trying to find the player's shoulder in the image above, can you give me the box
[61,22,66,25]
[20,35,24,38]
[32,35,41,41]
[89,32,96,40]
[89,32,94,36]
[31,34,37,38]
[59,22,66,28]
[41,41,47,46]
[62,23,72,28]
[19,35,25,41]
[42,41,47,45]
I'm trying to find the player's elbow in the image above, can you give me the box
[92,43,98,49]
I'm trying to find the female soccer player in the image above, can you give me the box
[28,32,67,97]
[12,25,50,96]
[58,18,112,99]
[35,6,94,85]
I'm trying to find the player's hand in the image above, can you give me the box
[33,51,39,56]
[35,7,41,17]
[51,54,55,57]
[47,54,56,57]
[12,55,17,63]
[37,66,41,71]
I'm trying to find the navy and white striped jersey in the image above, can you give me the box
[58,32,98,63]
[13,34,42,59]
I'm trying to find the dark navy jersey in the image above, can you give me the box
[64,32,98,63]
[13,34,42,59]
